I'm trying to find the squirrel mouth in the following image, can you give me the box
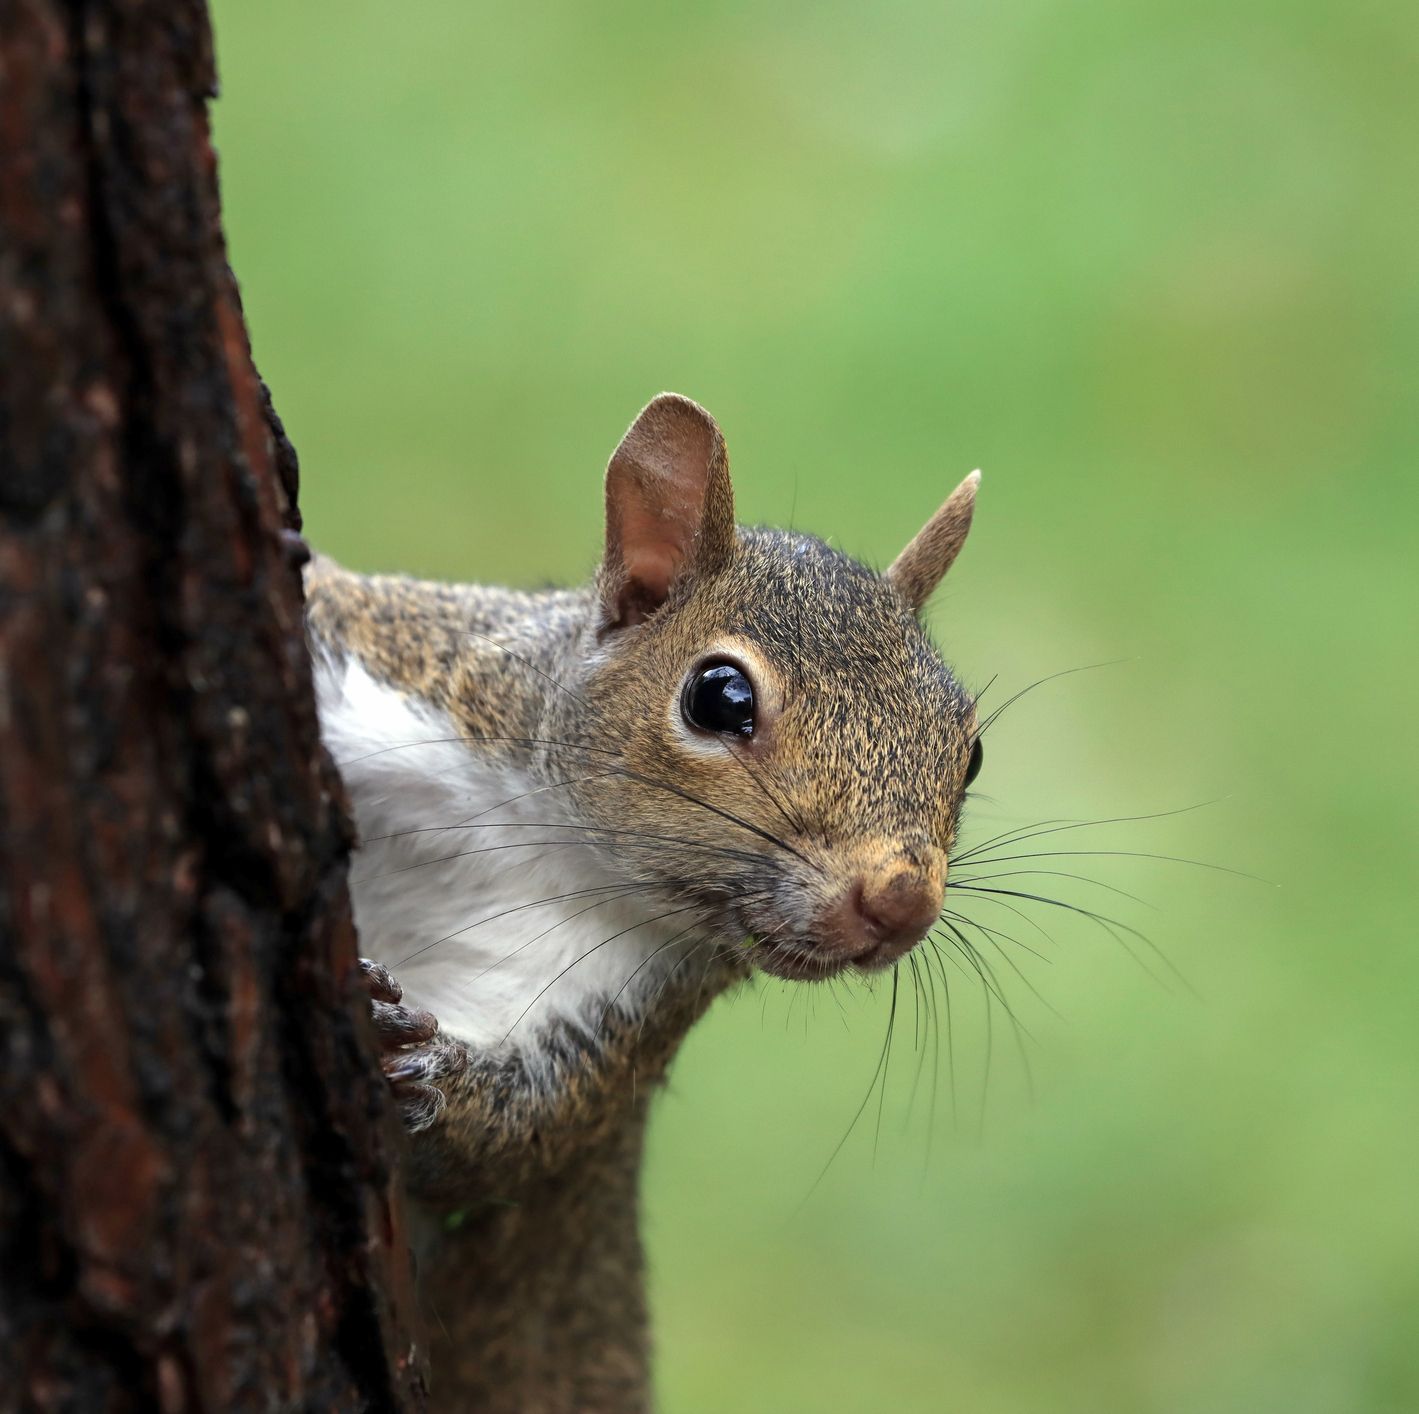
[744,934,892,983]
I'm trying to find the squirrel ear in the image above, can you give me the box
[886,470,981,612]
[600,393,736,630]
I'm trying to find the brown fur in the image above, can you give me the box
[306,394,982,1411]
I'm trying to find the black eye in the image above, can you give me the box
[963,738,983,788]
[683,662,755,737]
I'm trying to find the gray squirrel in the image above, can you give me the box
[305,393,983,1412]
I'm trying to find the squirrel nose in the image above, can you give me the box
[847,865,944,962]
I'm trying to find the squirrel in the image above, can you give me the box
[304,393,983,1413]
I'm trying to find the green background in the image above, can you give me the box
[210,3,1417,1409]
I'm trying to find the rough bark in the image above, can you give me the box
[0,2,427,1408]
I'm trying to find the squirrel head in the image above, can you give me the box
[553,393,982,982]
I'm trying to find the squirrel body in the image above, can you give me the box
[304,394,983,1412]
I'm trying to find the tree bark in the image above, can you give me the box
[0,3,427,1408]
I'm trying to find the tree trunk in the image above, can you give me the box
[0,3,428,1408]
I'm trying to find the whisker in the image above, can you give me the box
[393,881,653,967]
[976,659,1128,737]
[956,816,1102,863]
[909,952,923,1054]
[956,847,1260,882]
[499,903,705,1043]
[908,950,941,1173]
[341,729,814,866]
[462,629,593,709]
[456,635,802,880]
[794,967,900,1215]
[357,837,593,881]
[363,771,617,843]
[335,733,618,768]
[638,929,743,1043]
[942,911,1061,1017]
[714,735,809,840]
[935,922,1034,1112]
[969,671,1000,708]
[950,884,1197,997]
[934,923,1018,1020]
[923,938,957,1134]
[873,966,901,1162]
[974,939,994,1136]
[904,953,931,1131]
[950,866,1156,910]
[943,907,1052,965]
[693,935,750,1014]
[596,916,713,1041]
[608,762,814,865]
[948,885,1062,955]
[452,887,658,985]
[953,799,1229,865]
[352,824,766,884]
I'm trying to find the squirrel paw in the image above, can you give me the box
[358,959,469,1133]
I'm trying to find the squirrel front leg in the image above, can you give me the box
[357,953,721,1202]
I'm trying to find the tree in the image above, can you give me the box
[0,3,427,1407]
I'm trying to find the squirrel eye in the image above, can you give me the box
[963,738,984,788]
[682,663,755,737]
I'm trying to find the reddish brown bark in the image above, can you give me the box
[0,2,427,1408]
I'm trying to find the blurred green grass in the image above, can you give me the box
[211,2,1418,1409]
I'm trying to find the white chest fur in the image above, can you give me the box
[312,654,703,1051]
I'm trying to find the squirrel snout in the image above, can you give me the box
[825,861,944,967]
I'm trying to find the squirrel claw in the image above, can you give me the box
[372,998,439,1049]
[358,957,403,1006]
[357,958,467,1133]
[384,1037,469,1133]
